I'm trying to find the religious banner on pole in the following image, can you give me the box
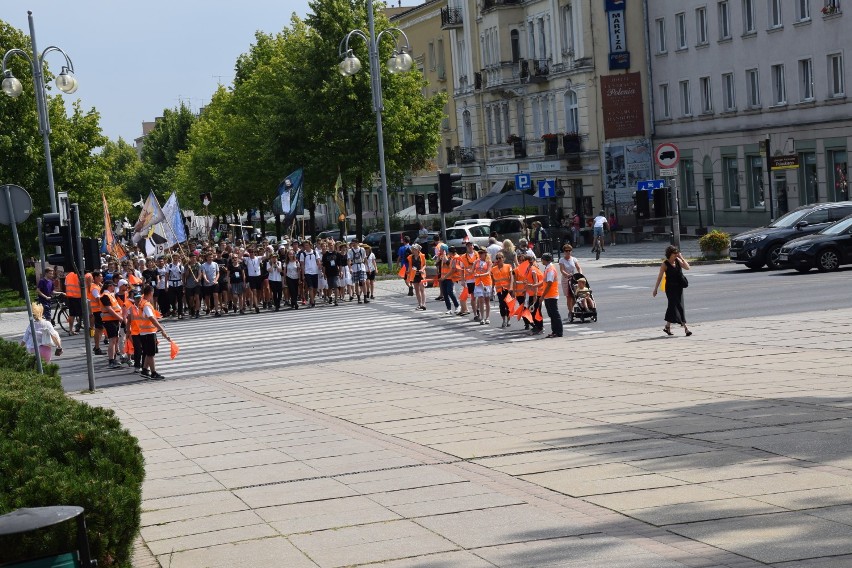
[102,193,128,260]
[131,191,165,245]
[272,168,304,230]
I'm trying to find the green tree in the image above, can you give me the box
[135,104,197,200]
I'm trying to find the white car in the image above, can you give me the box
[445,224,491,252]
[454,218,493,227]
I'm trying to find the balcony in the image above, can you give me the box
[542,135,559,156]
[441,7,463,28]
[530,59,550,82]
[481,0,521,12]
[457,146,477,164]
[483,61,523,89]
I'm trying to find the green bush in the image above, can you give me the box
[698,229,731,254]
[0,340,144,567]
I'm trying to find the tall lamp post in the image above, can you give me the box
[2,11,79,214]
[339,2,413,269]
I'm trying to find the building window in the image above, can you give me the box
[436,39,445,79]
[428,42,435,70]
[700,76,713,113]
[562,4,575,55]
[542,96,552,133]
[747,156,765,208]
[676,13,687,49]
[680,80,692,116]
[485,107,494,145]
[502,105,510,142]
[771,64,786,105]
[829,53,845,97]
[682,159,697,206]
[510,30,520,63]
[724,156,740,207]
[564,90,579,132]
[722,72,736,110]
[799,58,815,100]
[744,0,756,32]
[746,68,761,107]
[659,83,670,118]
[494,105,503,144]
[656,18,667,53]
[696,7,708,44]
[531,98,541,138]
[719,1,732,38]
[798,0,811,20]
[515,99,526,139]
[800,151,817,203]
[830,150,849,201]
[769,0,783,27]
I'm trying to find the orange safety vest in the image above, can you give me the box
[64,271,81,298]
[460,252,478,281]
[87,283,101,313]
[127,303,142,335]
[449,256,464,282]
[491,264,512,292]
[405,253,426,283]
[473,259,492,287]
[525,264,543,297]
[127,273,142,286]
[100,291,123,321]
[542,264,559,299]
[137,299,159,334]
[513,263,528,297]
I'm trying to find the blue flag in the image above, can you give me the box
[272,168,304,228]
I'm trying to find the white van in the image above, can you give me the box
[454,218,494,227]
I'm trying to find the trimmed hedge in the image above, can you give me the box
[0,339,144,567]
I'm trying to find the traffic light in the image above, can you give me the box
[427,192,439,214]
[634,190,651,219]
[653,187,670,218]
[41,213,73,271]
[439,172,463,213]
[415,194,426,216]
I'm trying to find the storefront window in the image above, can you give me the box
[681,159,696,207]
[747,156,764,209]
[829,150,848,202]
[799,152,817,204]
[774,174,789,215]
[723,156,740,208]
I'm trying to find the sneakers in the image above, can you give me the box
[364,298,369,304]
[454,306,462,314]
[358,298,362,304]
[407,288,414,297]
[255,306,260,314]
[484,319,490,324]
[139,369,150,377]
[108,360,121,369]
[213,311,221,317]
[334,300,338,306]
[93,348,104,355]
[479,320,485,325]
[473,315,480,322]
[417,306,427,311]
[150,372,165,380]
[501,318,506,328]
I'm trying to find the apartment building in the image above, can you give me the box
[440,0,652,222]
[649,0,850,228]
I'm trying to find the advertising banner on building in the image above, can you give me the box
[604,139,653,216]
[601,72,645,139]
[606,0,630,69]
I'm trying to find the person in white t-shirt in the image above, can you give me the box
[559,244,582,312]
[244,249,263,313]
[347,240,369,304]
[592,210,608,252]
[486,237,502,262]
[300,241,320,307]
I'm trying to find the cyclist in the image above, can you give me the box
[592,210,608,255]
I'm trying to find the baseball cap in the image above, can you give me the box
[133,291,142,299]
[117,279,128,287]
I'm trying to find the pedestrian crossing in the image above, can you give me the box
[56,290,604,391]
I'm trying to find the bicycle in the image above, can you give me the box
[49,292,69,333]
[592,234,604,261]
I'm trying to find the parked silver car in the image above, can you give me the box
[445,224,491,252]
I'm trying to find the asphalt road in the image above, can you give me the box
[579,262,852,333]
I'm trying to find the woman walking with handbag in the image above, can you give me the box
[653,245,692,336]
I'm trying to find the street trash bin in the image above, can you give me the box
[0,506,96,567]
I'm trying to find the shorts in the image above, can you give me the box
[186,286,199,297]
[318,275,328,290]
[202,285,218,299]
[304,273,319,289]
[103,320,120,339]
[327,275,338,290]
[230,282,245,295]
[140,334,158,357]
[474,285,492,298]
[352,268,366,283]
[593,226,604,238]
[248,275,262,290]
[466,282,475,294]
[413,274,423,284]
[93,312,103,330]
[67,297,82,317]
[367,271,376,281]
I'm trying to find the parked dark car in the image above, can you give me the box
[363,230,419,262]
[779,213,852,272]
[415,231,440,256]
[729,202,852,269]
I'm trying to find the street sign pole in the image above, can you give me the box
[668,175,681,248]
[72,203,95,392]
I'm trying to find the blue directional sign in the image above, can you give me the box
[515,173,531,190]
[537,179,556,198]
[637,179,665,191]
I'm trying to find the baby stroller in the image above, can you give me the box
[568,272,597,323]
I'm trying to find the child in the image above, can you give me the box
[575,277,595,310]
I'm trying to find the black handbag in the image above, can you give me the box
[680,271,689,288]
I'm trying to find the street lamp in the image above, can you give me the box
[339,3,413,268]
[2,11,79,214]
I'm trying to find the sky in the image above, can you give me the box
[2,0,313,143]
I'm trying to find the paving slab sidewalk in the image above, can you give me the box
[76,308,852,567]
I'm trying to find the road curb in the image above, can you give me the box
[0,306,28,313]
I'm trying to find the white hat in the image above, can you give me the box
[117,279,128,287]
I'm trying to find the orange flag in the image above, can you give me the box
[397,265,406,278]
[505,295,518,313]
[124,337,134,355]
[459,286,469,302]
[431,276,440,288]
[521,308,532,321]
[512,302,525,317]
[169,341,180,360]
[534,309,543,322]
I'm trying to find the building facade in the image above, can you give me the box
[649,0,850,229]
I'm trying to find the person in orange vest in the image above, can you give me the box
[406,244,427,310]
[490,251,514,328]
[459,241,478,318]
[138,284,171,380]
[540,253,563,338]
[514,252,533,330]
[437,244,459,314]
[63,269,82,335]
[99,279,125,369]
[126,290,144,373]
[473,248,493,325]
[523,253,544,335]
[88,271,105,355]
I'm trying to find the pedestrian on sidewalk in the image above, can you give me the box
[490,252,513,327]
[364,245,377,300]
[559,245,581,313]
[21,302,62,362]
[407,244,427,311]
[540,253,562,338]
[653,245,693,337]
[438,245,460,314]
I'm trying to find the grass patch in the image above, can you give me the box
[0,287,31,309]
